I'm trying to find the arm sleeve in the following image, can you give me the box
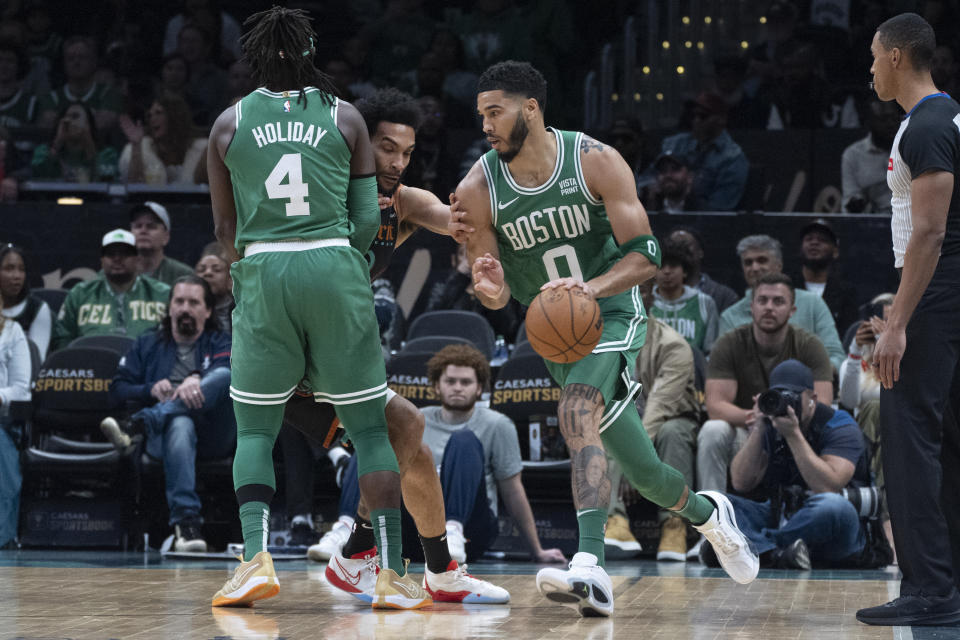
[28,302,52,361]
[0,323,31,406]
[346,176,380,254]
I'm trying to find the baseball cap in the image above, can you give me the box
[101,228,137,254]
[800,217,838,245]
[654,150,689,171]
[687,91,729,116]
[129,201,171,231]
[768,359,814,393]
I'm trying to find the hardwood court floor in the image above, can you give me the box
[2,552,959,640]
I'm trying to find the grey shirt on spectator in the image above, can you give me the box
[421,406,523,516]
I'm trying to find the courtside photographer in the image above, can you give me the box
[703,360,880,570]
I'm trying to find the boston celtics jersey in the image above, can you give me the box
[225,87,352,254]
[480,128,622,306]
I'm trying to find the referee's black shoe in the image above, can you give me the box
[856,589,960,626]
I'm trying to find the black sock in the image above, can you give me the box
[342,516,376,557]
[420,533,453,573]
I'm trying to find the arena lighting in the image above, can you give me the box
[685,40,693,48]
[682,16,690,24]
[741,40,750,48]
[642,65,651,74]
[677,66,685,74]
[697,41,705,49]
[611,93,619,101]
[704,16,712,24]
[662,40,670,49]
[656,92,664,101]
[633,92,641,101]
[760,16,768,24]
[57,197,84,205]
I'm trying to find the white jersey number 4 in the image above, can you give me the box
[265,153,310,216]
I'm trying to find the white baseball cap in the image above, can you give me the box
[101,228,137,253]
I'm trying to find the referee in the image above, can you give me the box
[856,13,960,627]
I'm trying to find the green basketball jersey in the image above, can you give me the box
[225,88,352,254]
[480,128,622,306]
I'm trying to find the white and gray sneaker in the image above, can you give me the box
[536,552,614,617]
[308,518,353,562]
[692,491,759,584]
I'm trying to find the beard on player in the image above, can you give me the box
[492,112,530,163]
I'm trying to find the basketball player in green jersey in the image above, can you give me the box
[206,7,429,610]
[453,61,758,617]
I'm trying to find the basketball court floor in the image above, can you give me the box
[3,551,960,640]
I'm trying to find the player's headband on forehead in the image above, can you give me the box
[278,36,314,60]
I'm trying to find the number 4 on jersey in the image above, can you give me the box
[265,153,310,216]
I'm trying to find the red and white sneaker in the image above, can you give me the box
[423,560,510,604]
[325,547,379,603]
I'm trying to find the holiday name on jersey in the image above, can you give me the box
[250,121,328,149]
[499,202,591,251]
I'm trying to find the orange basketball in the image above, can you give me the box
[525,287,604,364]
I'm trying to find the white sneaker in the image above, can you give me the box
[308,519,352,562]
[692,491,759,584]
[536,551,613,617]
[324,547,379,603]
[445,522,467,564]
[423,560,510,604]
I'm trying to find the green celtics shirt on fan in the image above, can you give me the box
[481,126,649,325]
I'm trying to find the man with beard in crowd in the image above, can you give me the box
[645,152,701,213]
[787,218,858,333]
[842,99,901,213]
[101,275,234,553]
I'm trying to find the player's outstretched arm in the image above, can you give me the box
[580,136,659,298]
[395,186,451,239]
[454,160,511,309]
[208,106,241,264]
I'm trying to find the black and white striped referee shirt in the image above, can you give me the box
[886,92,960,268]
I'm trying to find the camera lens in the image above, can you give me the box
[758,389,786,416]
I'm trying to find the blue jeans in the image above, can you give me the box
[339,429,498,561]
[140,368,237,525]
[727,492,866,562]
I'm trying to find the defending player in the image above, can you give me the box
[452,61,759,617]
[206,7,428,609]
[284,88,512,604]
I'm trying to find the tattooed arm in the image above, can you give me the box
[558,383,611,510]
[577,135,657,298]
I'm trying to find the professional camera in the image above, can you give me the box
[758,388,803,417]
[841,486,881,518]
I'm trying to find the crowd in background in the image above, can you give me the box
[1,0,955,565]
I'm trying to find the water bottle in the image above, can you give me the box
[490,335,508,366]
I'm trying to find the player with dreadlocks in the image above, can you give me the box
[207,6,430,609]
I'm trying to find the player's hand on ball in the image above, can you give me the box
[447,193,474,243]
[541,277,596,300]
[472,253,504,298]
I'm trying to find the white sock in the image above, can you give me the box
[327,446,350,466]
[445,520,464,536]
[338,514,356,529]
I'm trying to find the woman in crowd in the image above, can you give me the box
[118,92,207,185]
[195,242,233,334]
[0,244,51,361]
[30,102,119,183]
[0,297,31,548]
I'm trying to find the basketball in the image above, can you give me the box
[525,287,604,364]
